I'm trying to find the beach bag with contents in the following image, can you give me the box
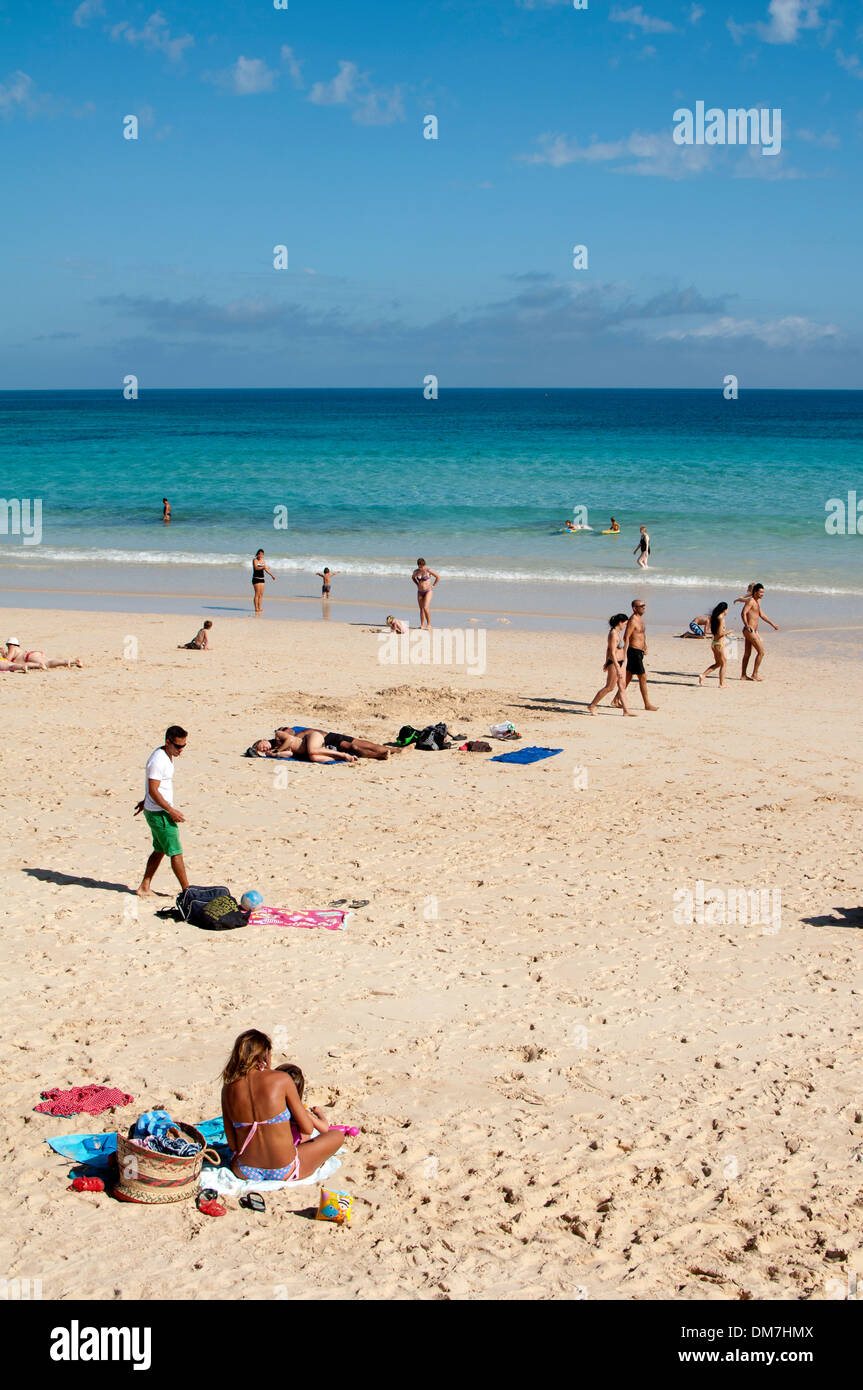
[414,722,451,751]
[176,884,248,930]
[113,1122,209,1205]
[395,725,419,746]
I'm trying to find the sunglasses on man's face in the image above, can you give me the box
[170,741,187,750]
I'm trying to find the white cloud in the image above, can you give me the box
[280,46,305,89]
[0,70,38,116]
[519,129,712,178]
[758,0,824,43]
[353,86,405,126]
[308,61,359,106]
[796,126,840,146]
[659,315,839,347]
[230,57,276,95]
[111,11,194,64]
[610,5,678,34]
[73,0,104,26]
[688,4,705,21]
[306,60,405,125]
[836,49,863,79]
[728,1,825,47]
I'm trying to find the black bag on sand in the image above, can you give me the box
[414,722,451,751]
[197,895,250,931]
[176,885,236,926]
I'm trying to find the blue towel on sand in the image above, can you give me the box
[47,1118,226,1177]
[490,746,563,765]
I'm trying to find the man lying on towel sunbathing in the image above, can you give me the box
[249,728,390,762]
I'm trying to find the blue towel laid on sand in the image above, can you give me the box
[490,745,563,765]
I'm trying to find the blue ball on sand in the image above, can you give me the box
[240,890,263,912]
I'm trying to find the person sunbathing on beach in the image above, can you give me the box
[247,731,359,763]
[275,726,390,761]
[178,621,213,650]
[588,614,635,717]
[221,1029,345,1184]
[3,640,83,670]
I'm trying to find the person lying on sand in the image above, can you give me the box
[178,620,212,650]
[221,1029,345,1184]
[275,727,390,761]
[3,639,83,669]
[247,731,359,763]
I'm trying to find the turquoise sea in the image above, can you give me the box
[1,389,861,624]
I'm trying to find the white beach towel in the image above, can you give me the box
[200,1153,342,1196]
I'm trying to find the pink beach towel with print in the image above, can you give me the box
[248,907,348,932]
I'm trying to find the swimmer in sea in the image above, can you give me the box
[162,497,171,523]
[608,517,620,533]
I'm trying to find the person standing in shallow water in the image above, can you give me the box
[251,550,276,614]
[412,558,439,629]
[162,497,171,523]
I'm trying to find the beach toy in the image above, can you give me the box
[240,890,264,912]
[316,1187,354,1225]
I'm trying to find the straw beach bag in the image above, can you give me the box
[113,1123,211,1204]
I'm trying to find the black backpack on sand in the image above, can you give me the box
[176,885,249,930]
[414,722,451,751]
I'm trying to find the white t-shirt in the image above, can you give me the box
[144,747,174,812]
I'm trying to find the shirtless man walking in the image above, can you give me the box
[614,598,659,711]
[740,583,778,681]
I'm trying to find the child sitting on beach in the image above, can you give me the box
[386,615,407,634]
[178,620,213,650]
[275,1065,331,1145]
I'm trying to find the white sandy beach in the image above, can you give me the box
[1,606,861,1301]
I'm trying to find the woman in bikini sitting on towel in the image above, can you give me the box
[222,1029,345,1183]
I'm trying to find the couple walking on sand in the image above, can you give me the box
[698,583,779,688]
[589,599,659,717]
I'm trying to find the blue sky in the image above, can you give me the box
[1,0,861,386]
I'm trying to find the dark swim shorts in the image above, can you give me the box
[626,648,646,676]
[323,732,353,750]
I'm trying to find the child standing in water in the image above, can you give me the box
[316,567,340,598]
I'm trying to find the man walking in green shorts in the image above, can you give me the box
[135,725,190,896]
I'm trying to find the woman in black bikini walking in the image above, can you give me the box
[588,614,636,717]
[251,550,276,614]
